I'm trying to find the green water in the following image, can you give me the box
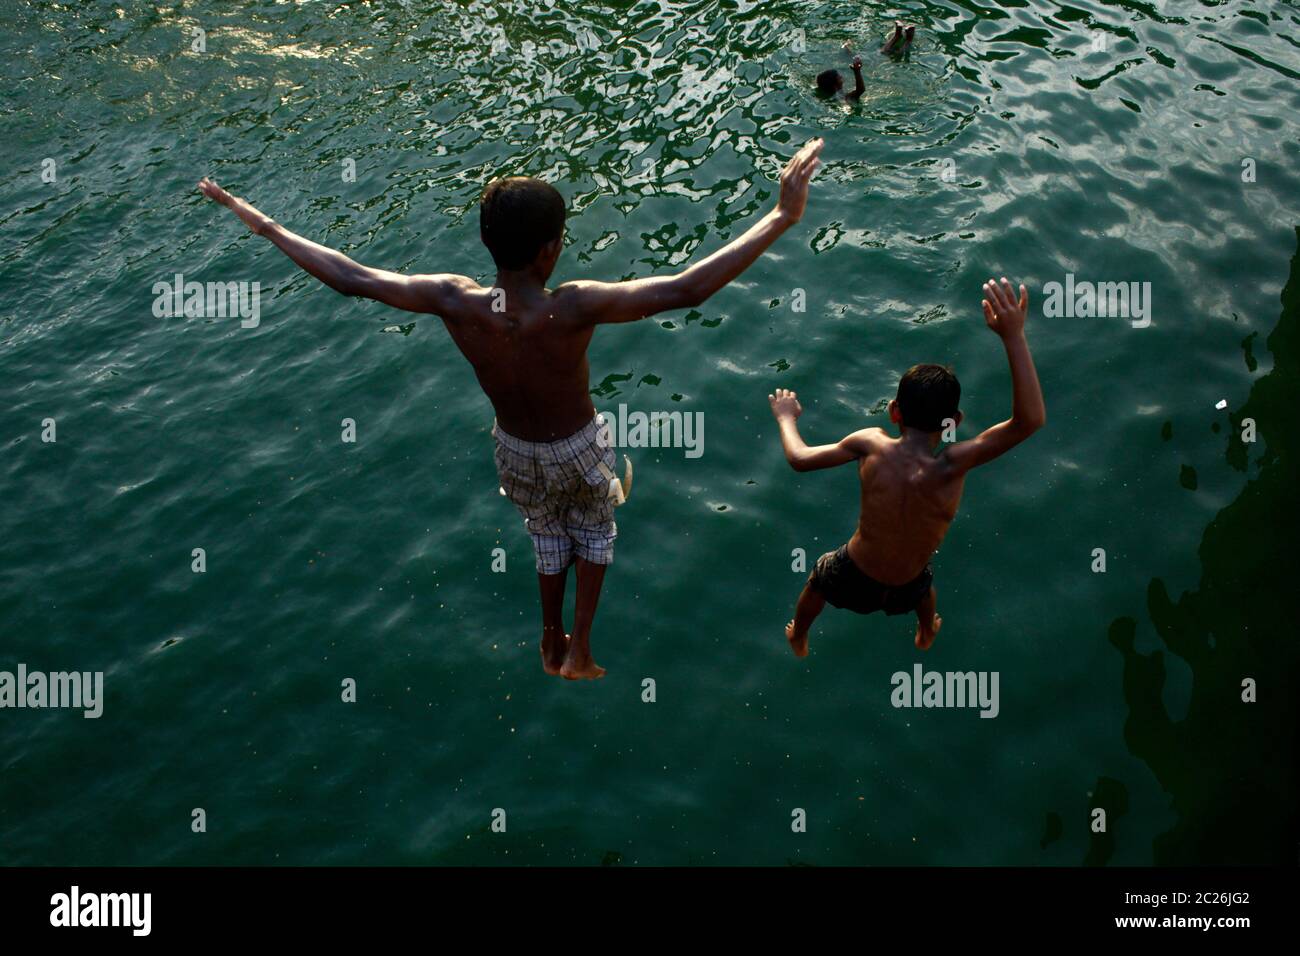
[1,0,1296,865]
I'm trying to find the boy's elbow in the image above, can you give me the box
[668,270,713,310]
[341,263,379,298]
[1019,413,1046,434]
[673,282,708,311]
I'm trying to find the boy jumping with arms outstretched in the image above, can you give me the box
[199,138,823,679]
[769,277,1045,656]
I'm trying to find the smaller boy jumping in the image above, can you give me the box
[768,277,1045,656]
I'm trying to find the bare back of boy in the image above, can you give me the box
[429,283,598,440]
[840,429,966,586]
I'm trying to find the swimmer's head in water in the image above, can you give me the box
[480,176,566,272]
[892,364,962,433]
[815,69,843,96]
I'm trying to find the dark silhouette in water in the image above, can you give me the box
[1096,228,1300,864]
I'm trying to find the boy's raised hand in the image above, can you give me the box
[197,177,232,206]
[198,177,273,235]
[982,277,1029,338]
[776,139,823,225]
[769,387,803,421]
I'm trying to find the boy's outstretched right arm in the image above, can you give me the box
[558,139,824,324]
[944,277,1046,474]
[769,388,880,472]
[196,178,475,317]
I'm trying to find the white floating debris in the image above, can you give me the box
[1215,399,1228,410]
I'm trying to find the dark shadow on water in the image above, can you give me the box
[1083,776,1129,867]
[1100,227,1300,864]
[1040,811,1063,850]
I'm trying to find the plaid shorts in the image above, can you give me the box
[493,416,618,575]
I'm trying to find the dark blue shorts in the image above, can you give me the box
[808,546,933,616]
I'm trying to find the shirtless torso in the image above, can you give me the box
[431,281,598,441]
[846,430,966,586]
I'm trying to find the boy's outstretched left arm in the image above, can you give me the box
[944,277,1046,474]
[558,139,824,324]
[196,178,473,316]
[769,388,878,471]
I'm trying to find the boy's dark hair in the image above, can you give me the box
[896,364,961,432]
[479,177,566,270]
[816,69,842,94]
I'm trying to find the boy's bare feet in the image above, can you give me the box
[903,25,915,48]
[560,654,606,680]
[541,629,569,675]
[785,620,810,658]
[560,633,606,679]
[915,613,942,651]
